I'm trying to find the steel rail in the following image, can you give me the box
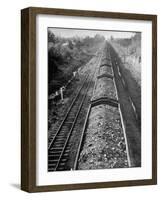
[48,51,102,171]
[48,78,91,171]
[54,53,102,171]
[54,75,94,170]
[48,74,89,149]
[73,53,102,170]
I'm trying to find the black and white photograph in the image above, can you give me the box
[48,28,141,172]
[21,7,157,192]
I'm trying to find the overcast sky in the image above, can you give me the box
[48,27,137,39]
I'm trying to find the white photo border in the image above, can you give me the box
[36,14,152,186]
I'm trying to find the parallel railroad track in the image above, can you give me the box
[48,52,102,171]
[48,74,89,147]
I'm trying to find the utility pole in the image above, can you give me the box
[60,86,65,103]
[123,46,128,64]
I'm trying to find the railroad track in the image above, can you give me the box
[48,52,102,171]
[74,43,132,170]
[48,74,89,146]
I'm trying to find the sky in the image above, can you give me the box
[48,27,137,39]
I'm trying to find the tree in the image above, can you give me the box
[48,30,55,43]
[68,40,74,49]
[110,35,114,41]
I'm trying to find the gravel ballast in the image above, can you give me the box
[99,65,113,76]
[93,77,117,100]
[78,104,129,170]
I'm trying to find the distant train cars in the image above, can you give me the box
[93,77,117,101]
[92,42,118,102]
[100,45,112,67]
[100,58,112,68]
[99,65,113,77]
